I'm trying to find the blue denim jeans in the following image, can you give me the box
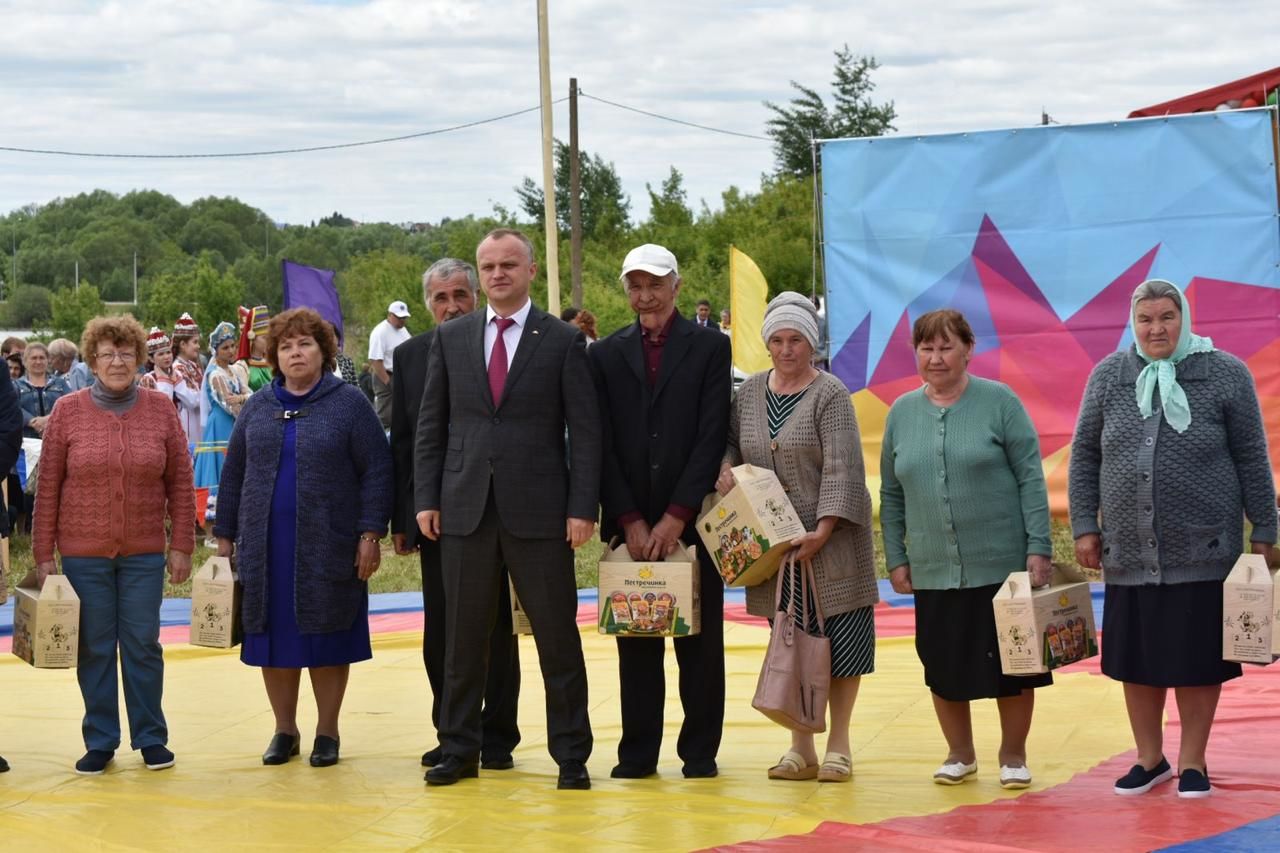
[61,553,168,752]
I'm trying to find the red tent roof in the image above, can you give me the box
[1128,66,1280,117]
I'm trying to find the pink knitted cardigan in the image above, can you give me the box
[32,388,196,562]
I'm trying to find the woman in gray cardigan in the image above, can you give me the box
[215,308,392,769]
[716,292,878,784]
[1070,279,1276,799]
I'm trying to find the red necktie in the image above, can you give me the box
[488,316,517,404]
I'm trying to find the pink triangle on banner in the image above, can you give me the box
[1186,277,1280,362]
[1066,246,1159,362]
[868,310,917,387]
[976,257,1062,337]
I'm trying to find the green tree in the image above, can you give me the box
[50,284,106,342]
[338,250,427,355]
[763,46,896,177]
[138,255,245,338]
[1,284,54,328]
[515,140,630,238]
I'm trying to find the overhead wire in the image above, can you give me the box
[0,91,768,160]
[0,99,567,159]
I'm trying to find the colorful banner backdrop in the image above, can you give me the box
[820,110,1280,514]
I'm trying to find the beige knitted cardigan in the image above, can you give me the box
[724,370,879,618]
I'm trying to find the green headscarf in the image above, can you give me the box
[1131,279,1215,433]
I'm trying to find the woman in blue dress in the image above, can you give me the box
[214,308,392,768]
[193,321,249,524]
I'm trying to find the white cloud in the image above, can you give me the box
[0,0,1275,224]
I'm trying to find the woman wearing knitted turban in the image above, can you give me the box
[214,308,392,768]
[715,292,878,784]
[1069,279,1276,799]
[193,320,250,524]
[880,309,1053,791]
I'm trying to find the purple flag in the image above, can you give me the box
[282,259,343,343]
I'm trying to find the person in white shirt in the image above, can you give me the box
[368,300,412,429]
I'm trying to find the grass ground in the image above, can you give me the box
[2,519,1089,599]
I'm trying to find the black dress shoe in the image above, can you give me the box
[557,759,591,790]
[610,762,657,779]
[421,746,444,768]
[426,755,479,786]
[682,759,719,778]
[263,733,301,766]
[309,735,340,767]
[481,755,515,770]
[0,755,9,773]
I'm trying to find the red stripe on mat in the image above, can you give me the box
[708,660,1280,852]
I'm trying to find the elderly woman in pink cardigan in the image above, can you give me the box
[34,315,194,777]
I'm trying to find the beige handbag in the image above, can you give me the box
[751,553,830,733]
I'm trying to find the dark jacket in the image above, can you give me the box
[1069,348,1276,585]
[414,305,601,538]
[214,373,393,633]
[589,313,731,542]
[390,328,435,549]
[0,367,23,537]
[16,374,71,438]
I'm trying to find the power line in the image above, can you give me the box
[579,91,769,141]
[0,99,567,159]
[0,90,769,160]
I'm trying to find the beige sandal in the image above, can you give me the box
[767,750,818,781]
[817,752,852,783]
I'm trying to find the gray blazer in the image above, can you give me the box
[414,305,601,539]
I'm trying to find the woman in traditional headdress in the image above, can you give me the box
[138,327,176,400]
[237,305,274,392]
[170,312,205,450]
[193,320,250,524]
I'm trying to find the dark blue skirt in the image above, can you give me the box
[1101,580,1241,688]
[240,381,372,669]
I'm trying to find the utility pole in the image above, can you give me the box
[569,77,583,309]
[75,260,79,291]
[133,251,138,305]
[264,217,270,259]
[535,0,561,315]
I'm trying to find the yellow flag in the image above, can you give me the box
[729,246,771,373]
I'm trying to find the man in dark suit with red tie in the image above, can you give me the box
[588,243,731,778]
[415,229,600,789]
[390,258,521,773]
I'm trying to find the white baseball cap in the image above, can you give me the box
[388,300,411,318]
[620,243,678,279]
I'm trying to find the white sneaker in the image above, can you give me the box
[933,760,978,785]
[999,764,1032,789]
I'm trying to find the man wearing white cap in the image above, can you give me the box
[588,243,732,778]
[368,300,412,430]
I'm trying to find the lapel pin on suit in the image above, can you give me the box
[532,329,540,335]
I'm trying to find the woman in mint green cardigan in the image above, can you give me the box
[880,309,1053,790]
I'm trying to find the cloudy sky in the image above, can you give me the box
[1,0,1275,226]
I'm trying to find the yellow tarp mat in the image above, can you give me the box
[0,621,1134,851]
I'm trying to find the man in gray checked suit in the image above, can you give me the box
[414,228,600,790]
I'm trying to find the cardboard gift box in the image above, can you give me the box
[189,556,243,649]
[992,565,1098,675]
[697,464,805,588]
[12,572,80,668]
[511,580,533,635]
[1222,554,1278,665]
[597,542,701,637]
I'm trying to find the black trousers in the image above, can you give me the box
[439,489,592,764]
[420,541,521,760]
[615,541,725,769]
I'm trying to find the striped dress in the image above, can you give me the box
[768,384,875,679]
